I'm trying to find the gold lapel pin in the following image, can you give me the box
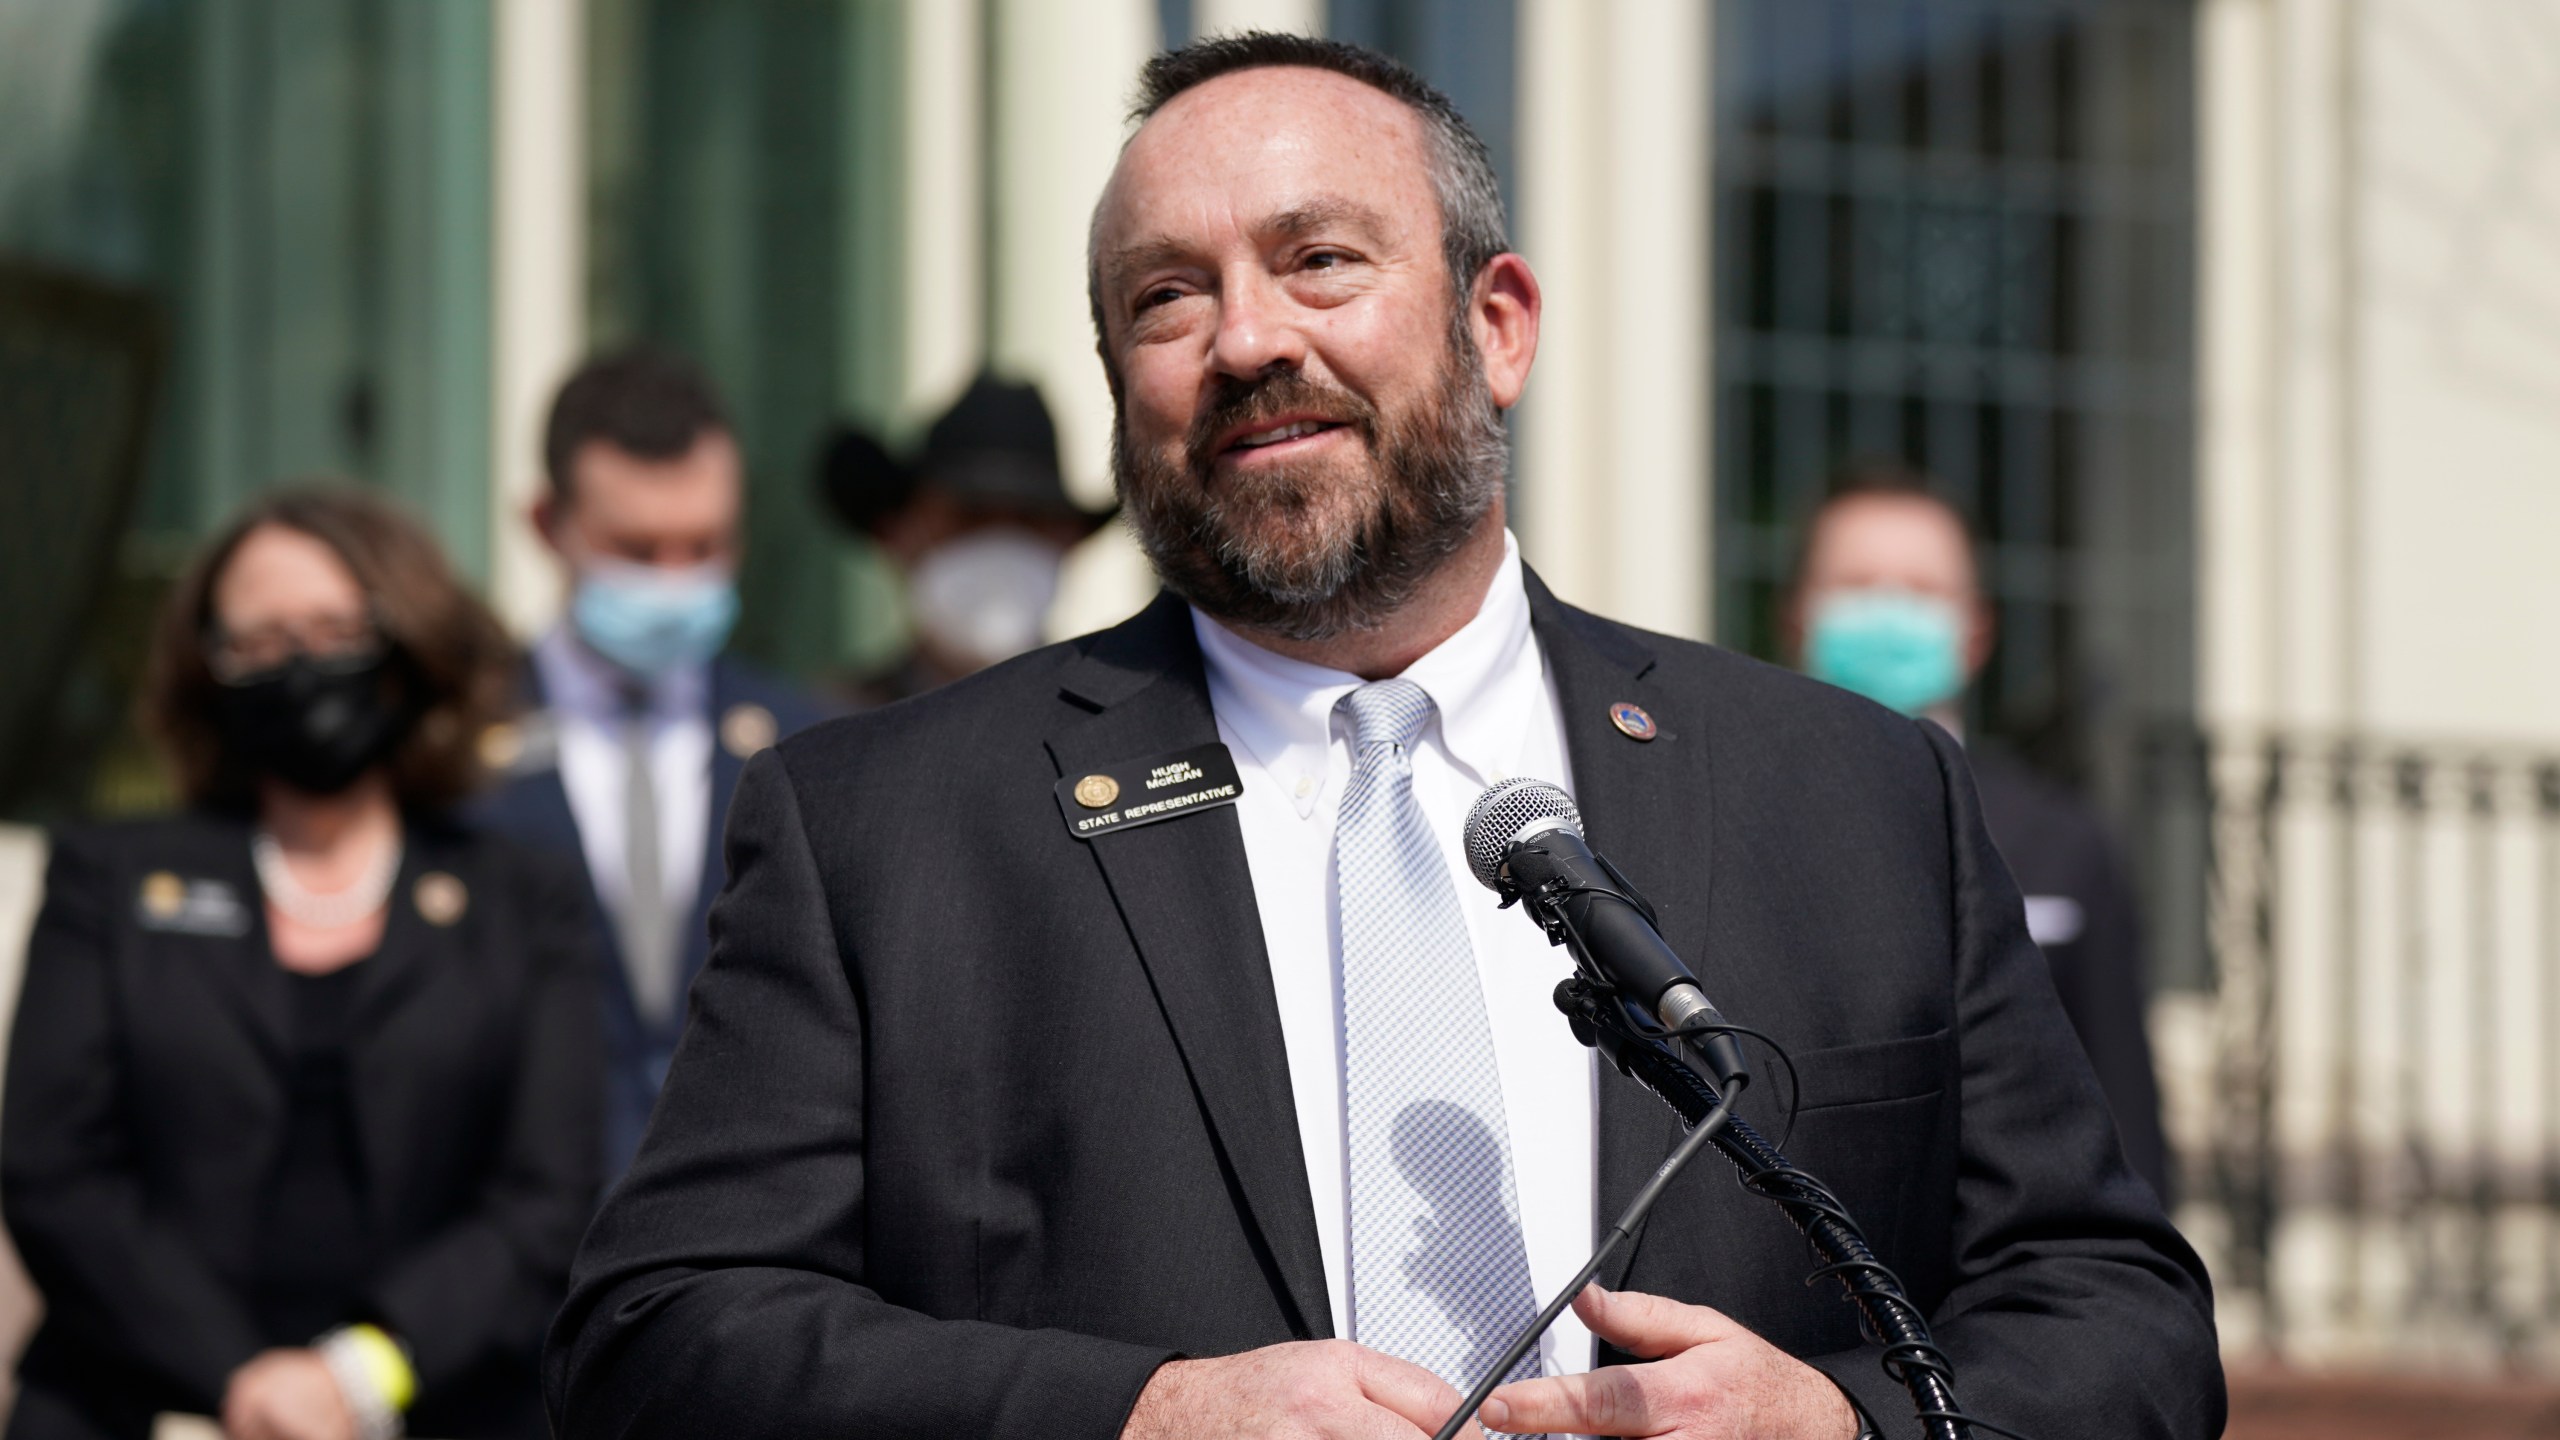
[140,871,186,920]
[1074,774,1121,809]
[414,872,468,926]
[476,720,524,772]
[721,702,779,759]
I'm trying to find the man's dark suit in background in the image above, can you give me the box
[1969,748,2173,1203]
[477,344,833,1182]
[545,580,2222,1440]
[475,657,824,1178]
[1786,461,2177,1209]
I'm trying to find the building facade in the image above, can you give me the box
[4,0,2559,1369]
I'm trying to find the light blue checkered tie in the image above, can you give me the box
[1336,679,1543,1400]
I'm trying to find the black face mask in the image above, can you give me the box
[213,651,417,796]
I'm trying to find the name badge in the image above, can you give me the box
[1055,743,1245,840]
[135,872,253,938]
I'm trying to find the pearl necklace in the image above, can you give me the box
[252,829,404,930]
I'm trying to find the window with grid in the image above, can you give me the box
[1711,0,2197,809]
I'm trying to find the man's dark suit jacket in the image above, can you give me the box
[4,815,600,1440]
[1969,748,2174,1204]
[472,653,828,1179]
[546,579,2223,1439]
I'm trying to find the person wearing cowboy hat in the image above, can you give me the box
[820,372,1115,706]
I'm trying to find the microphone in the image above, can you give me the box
[1462,778,1749,1090]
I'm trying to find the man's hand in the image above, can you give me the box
[1479,1287,1858,1439]
[1123,1339,1489,1440]
[221,1349,356,1440]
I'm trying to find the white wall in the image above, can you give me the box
[2198,0,2560,745]
[2353,2,2560,741]
[2187,0,2560,1363]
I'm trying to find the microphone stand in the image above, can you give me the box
[1427,1061,1742,1440]
[1436,801,2010,1439]
[1437,975,1980,1440]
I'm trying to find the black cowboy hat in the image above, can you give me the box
[817,373,1114,538]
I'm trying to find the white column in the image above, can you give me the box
[2195,0,2287,733]
[988,0,1155,505]
[488,0,586,637]
[1193,0,1323,38]
[990,0,1165,639]
[1512,0,1712,641]
[899,0,984,426]
[1601,0,1710,643]
[1514,0,1602,616]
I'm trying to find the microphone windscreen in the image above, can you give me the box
[1462,778,1581,893]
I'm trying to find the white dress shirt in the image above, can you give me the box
[534,626,714,925]
[1192,530,1599,1380]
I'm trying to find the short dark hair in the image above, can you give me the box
[542,345,731,501]
[1091,33,1510,347]
[1788,457,1983,597]
[143,485,517,813]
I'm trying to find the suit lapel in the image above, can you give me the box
[1046,595,1332,1340]
[690,663,750,992]
[1527,573,1719,1287]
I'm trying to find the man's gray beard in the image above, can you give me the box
[1112,329,1511,644]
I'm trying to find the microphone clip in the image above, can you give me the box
[1500,841,1663,933]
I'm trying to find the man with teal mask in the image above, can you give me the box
[1785,462,2171,1203]
[476,346,829,1181]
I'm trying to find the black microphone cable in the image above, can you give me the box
[1439,987,2038,1440]
[1584,993,2040,1440]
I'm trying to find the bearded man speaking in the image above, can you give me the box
[546,34,2221,1440]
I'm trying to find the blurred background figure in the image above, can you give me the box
[2,488,599,1440]
[1784,461,2169,1204]
[817,373,1113,705]
[473,347,828,1183]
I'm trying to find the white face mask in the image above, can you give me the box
[907,528,1066,671]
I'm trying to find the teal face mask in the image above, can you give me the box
[1805,589,1966,716]
[571,560,739,676]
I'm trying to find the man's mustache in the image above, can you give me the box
[1182,372,1379,476]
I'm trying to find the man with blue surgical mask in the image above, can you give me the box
[1784,462,2172,1204]
[478,345,829,1181]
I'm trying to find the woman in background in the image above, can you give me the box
[4,488,599,1440]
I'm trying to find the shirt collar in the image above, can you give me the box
[534,625,709,726]
[1192,530,1540,810]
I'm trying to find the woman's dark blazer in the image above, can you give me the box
[1,813,602,1440]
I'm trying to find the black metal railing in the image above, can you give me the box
[2137,726,2560,1360]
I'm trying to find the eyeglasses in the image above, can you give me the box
[204,610,386,685]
